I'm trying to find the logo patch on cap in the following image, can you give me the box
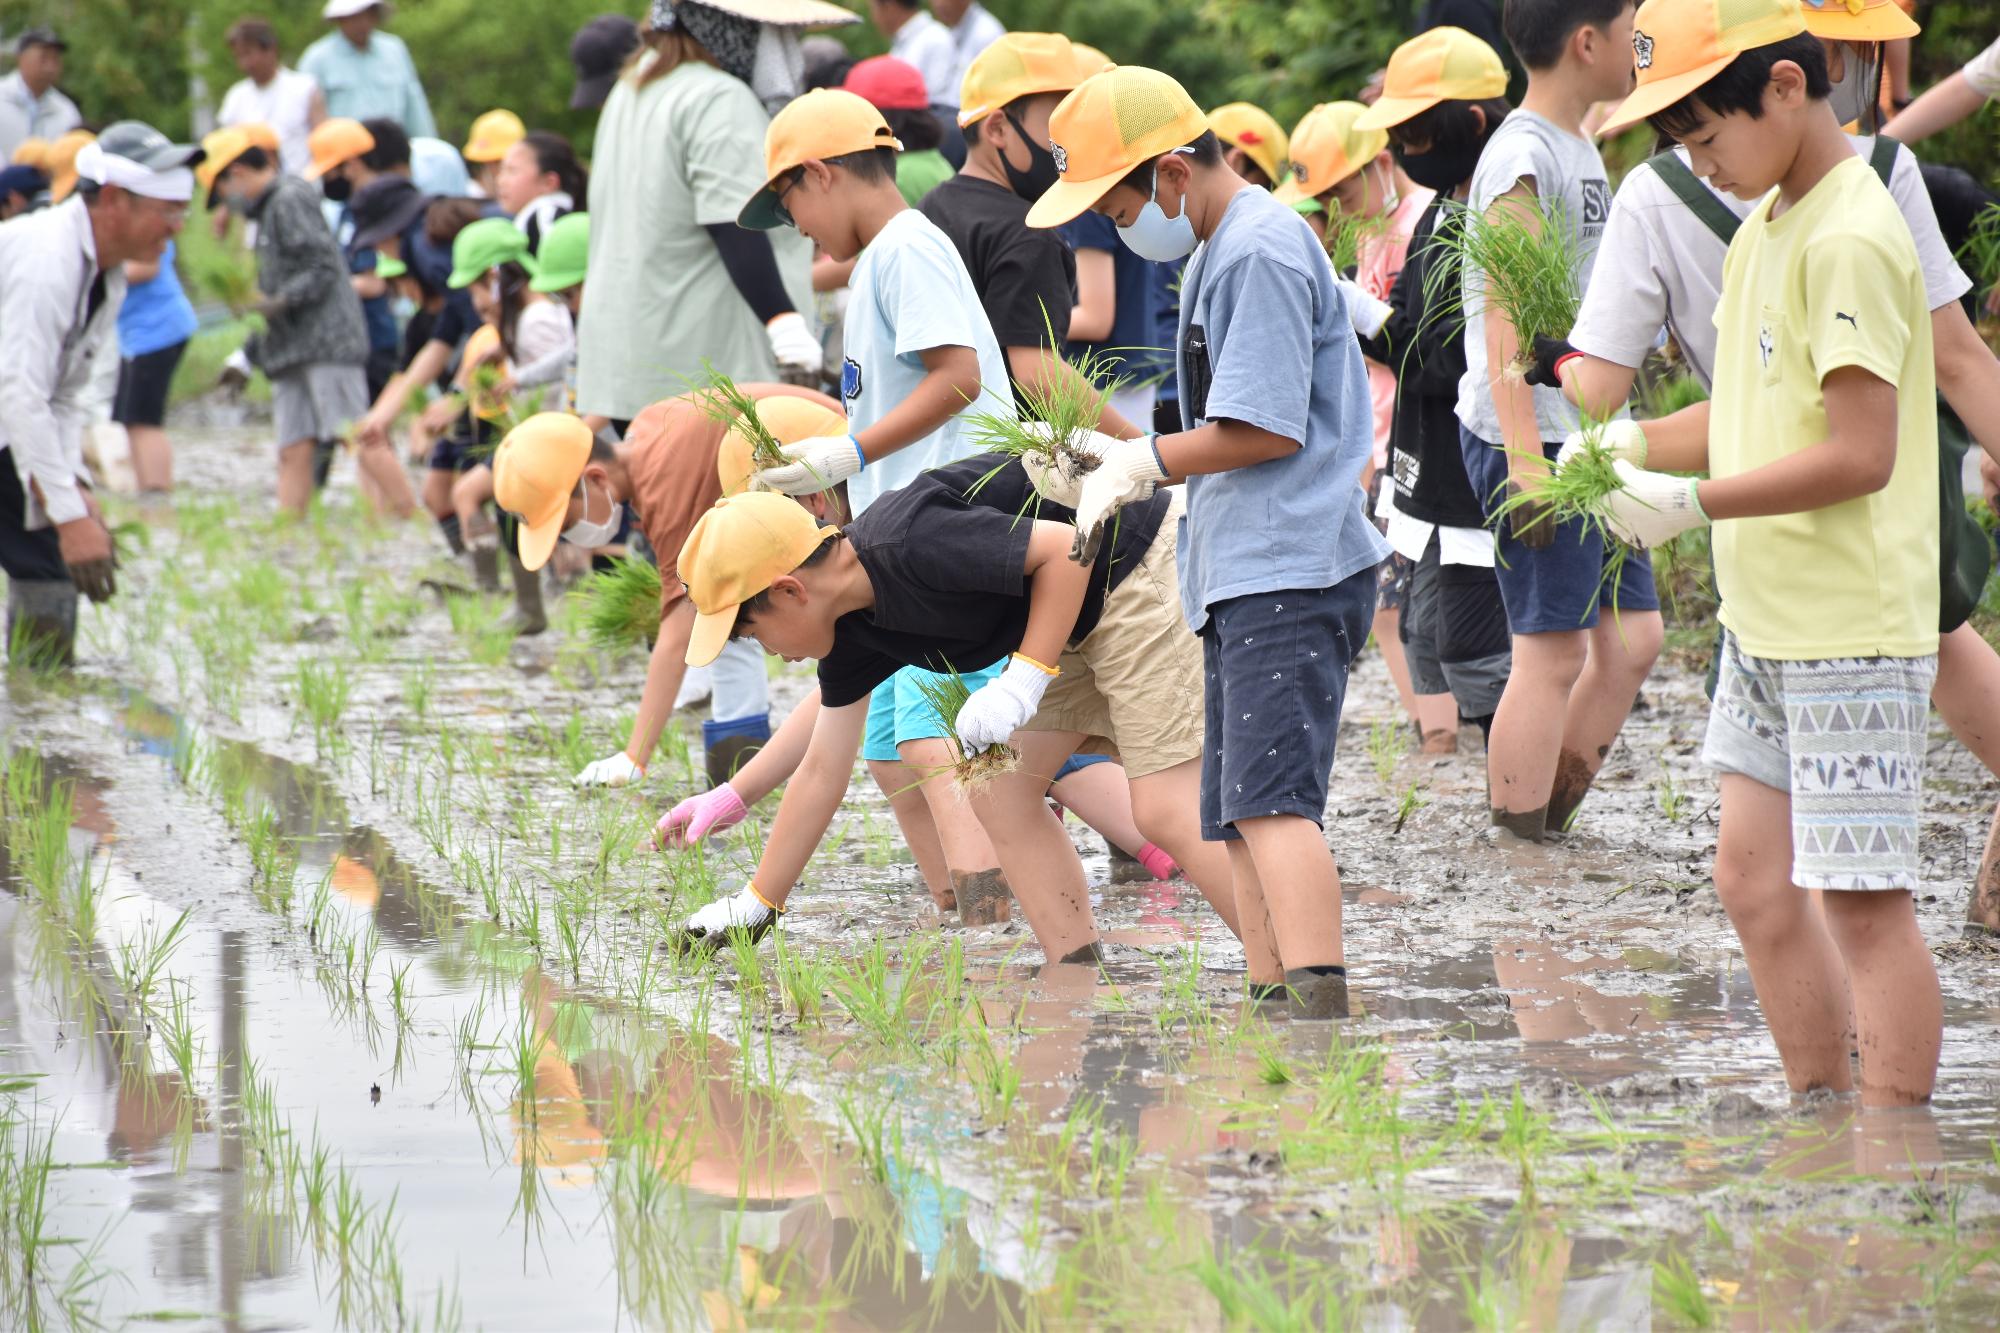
[1633,31,1655,71]
[1291,162,1308,187]
[1050,141,1068,176]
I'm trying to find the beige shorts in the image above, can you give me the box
[1029,501,1202,778]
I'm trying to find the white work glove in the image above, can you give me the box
[766,311,824,381]
[1556,418,1649,471]
[675,883,780,951]
[1017,421,1120,508]
[1335,277,1393,338]
[756,433,864,495]
[954,655,1054,755]
[1069,436,1168,564]
[574,751,645,788]
[1604,460,1710,549]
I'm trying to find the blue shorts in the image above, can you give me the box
[1198,570,1373,841]
[861,662,1005,764]
[1458,427,1659,634]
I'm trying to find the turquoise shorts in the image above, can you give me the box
[861,662,1005,763]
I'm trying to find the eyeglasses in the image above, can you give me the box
[772,168,805,228]
[136,196,189,225]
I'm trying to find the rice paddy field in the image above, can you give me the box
[1,423,1997,1330]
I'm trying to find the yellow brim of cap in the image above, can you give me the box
[1024,166,1129,229]
[1271,177,1307,204]
[685,603,740,668]
[516,509,564,573]
[1804,9,1920,41]
[1597,54,1738,138]
[1351,94,1442,133]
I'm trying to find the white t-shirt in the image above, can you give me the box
[841,207,1012,515]
[1963,35,2000,100]
[1457,110,1617,443]
[1571,137,1971,390]
[218,68,320,177]
[890,10,960,109]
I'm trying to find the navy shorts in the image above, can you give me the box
[1458,426,1659,634]
[1198,568,1373,841]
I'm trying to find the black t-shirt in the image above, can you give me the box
[817,453,1173,708]
[920,175,1076,398]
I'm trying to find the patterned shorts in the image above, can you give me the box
[1700,631,1937,892]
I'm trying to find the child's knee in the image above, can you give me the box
[1712,853,1800,941]
[1820,890,1918,952]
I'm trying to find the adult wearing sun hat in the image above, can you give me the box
[577,0,857,426]
[493,382,839,791]
[300,0,436,137]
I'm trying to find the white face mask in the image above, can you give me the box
[1116,161,1199,263]
[562,472,622,549]
[1828,41,1882,130]
[1373,159,1400,217]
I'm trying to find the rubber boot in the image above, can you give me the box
[1106,837,1149,885]
[469,542,501,593]
[7,579,77,670]
[703,714,771,787]
[1284,966,1350,1021]
[505,548,547,636]
[436,514,465,556]
[311,438,337,490]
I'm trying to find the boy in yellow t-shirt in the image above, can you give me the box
[1582,0,1942,1107]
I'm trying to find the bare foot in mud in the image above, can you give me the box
[952,868,1012,926]
[1489,806,1548,843]
[1420,729,1458,756]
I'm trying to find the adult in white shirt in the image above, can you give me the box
[934,0,1005,97]
[218,18,327,176]
[0,121,201,662]
[0,29,81,163]
[871,0,959,110]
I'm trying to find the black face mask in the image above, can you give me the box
[1000,109,1062,201]
[321,172,353,203]
[1392,138,1483,194]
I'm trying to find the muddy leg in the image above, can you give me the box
[1484,630,1588,840]
[1713,773,1852,1095]
[1125,761,1279,974]
[1233,813,1343,972]
[899,737,1013,926]
[867,757,955,911]
[1928,625,2000,931]
[1546,613,1664,831]
[963,730,1099,960]
[1971,803,2000,934]
[1821,891,1941,1107]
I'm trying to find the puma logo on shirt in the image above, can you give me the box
[1835,311,1859,329]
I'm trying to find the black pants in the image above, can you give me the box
[0,458,71,583]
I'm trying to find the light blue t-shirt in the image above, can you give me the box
[841,206,1013,515]
[1174,187,1389,630]
[117,240,198,359]
[298,29,436,138]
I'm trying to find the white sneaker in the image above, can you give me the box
[675,887,776,951]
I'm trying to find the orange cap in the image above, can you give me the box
[305,117,374,181]
[738,89,902,230]
[195,126,260,210]
[10,137,48,169]
[1799,0,1919,40]
[1599,0,1808,137]
[1026,66,1210,229]
[463,108,526,163]
[678,493,840,667]
[716,395,850,496]
[1275,102,1389,203]
[493,412,593,572]
[1071,43,1113,76]
[238,122,281,155]
[957,32,1083,128]
[1353,26,1509,132]
[45,129,95,203]
[1207,103,1289,186]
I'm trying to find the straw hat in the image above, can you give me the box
[649,0,859,28]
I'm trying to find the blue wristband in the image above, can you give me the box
[1147,434,1166,478]
[850,435,866,472]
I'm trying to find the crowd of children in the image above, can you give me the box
[11,0,2000,1111]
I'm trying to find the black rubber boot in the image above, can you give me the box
[703,733,766,788]
[7,579,77,670]
[1105,837,1149,885]
[312,438,338,490]
[469,543,501,593]
[506,548,546,636]
[436,514,465,556]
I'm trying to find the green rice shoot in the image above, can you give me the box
[908,662,1015,788]
[962,304,1122,503]
[1320,207,1389,275]
[687,361,790,470]
[1486,415,1637,623]
[191,243,260,314]
[1423,193,1582,374]
[570,557,663,650]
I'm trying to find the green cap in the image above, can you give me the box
[373,253,408,279]
[529,211,588,293]
[447,216,535,289]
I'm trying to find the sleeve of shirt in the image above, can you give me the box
[1197,254,1315,444]
[510,307,576,388]
[0,264,89,525]
[1963,36,2000,100]
[1802,237,1916,387]
[684,82,776,229]
[1467,133,1547,214]
[984,229,1075,348]
[816,643,901,709]
[879,229,991,361]
[399,44,437,139]
[1569,169,1672,368]
[1884,143,1973,311]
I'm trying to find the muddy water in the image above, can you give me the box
[0,425,1995,1329]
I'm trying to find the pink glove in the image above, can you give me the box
[654,783,748,849]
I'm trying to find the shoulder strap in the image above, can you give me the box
[1868,132,1899,185]
[1645,149,1740,245]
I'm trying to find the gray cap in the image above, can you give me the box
[96,120,206,172]
[14,26,64,54]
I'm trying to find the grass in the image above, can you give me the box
[569,557,663,651]
[1424,192,1582,375]
[907,663,1015,787]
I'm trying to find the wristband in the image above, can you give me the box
[1551,350,1584,383]
[1147,434,1167,479]
[1012,651,1061,677]
[746,880,785,914]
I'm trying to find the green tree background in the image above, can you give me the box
[1,0,1993,174]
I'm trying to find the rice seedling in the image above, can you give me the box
[115,909,190,1014]
[1651,1250,1718,1329]
[1393,781,1428,836]
[1319,205,1389,275]
[1366,718,1403,786]
[1485,414,1647,622]
[1423,192,1582,377]
[689,362,791,471]
[962,308,1121,508]
[294,658,353,752]
[908,663,1014,787]
[190,238,261,313]
[1657,762,1689,823]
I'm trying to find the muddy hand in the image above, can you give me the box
[57,516,117,603]
[1505,481,1558,550]
[654,782,747,848]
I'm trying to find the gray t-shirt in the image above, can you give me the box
[1175,188,1390,630]
[1455,110,1614,443]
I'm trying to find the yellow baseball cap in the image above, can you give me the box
[1274,102,1387,203]
[464,108,526,163]
[957,32,1083,128]
[46,129,95,203]
[1071,43,1113,76]
[679,493,841,667]
[195,126,259,210]
[305,117,373,180]
[1207,103,1289,185]
[716,395,850,496]
[1798,0,1918,40]
[493,412,593,572]
[739,89,902,230]
[1026,66,1210,229]
[1353,27,1510,132]
[11,136,48,169]
[239,122,281,156]
[1600,0,1808,137]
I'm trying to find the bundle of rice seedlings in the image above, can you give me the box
[909,664,1015,788]
[689,362,790,470]
[1320,207,1389,275]
[1487,416,1636,619]
[963,306,1122,503]
[466,363,509,423]
[191,246,260,314]
[571,557,663,650]
[1423,193,1582,377]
